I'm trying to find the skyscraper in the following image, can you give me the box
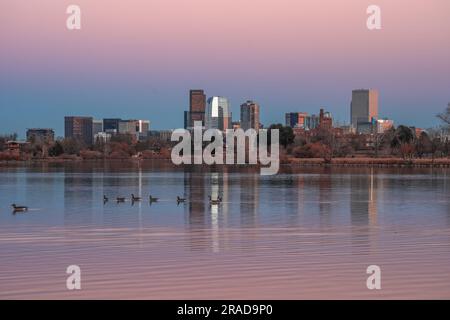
[65,116,93,145]
[285,112,309,129]
[351,89,378,132]
[205,96,232,131]
[185,89,206,129]
[240,100,260,131]
[92,120,103,136]
[319,108,333,129]
[118,119,150,141]
[103,118,121,134]
[285,112,320,130]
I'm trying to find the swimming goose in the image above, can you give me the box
[11,204,28,212]
[116,197,126,203]
[208,196,221,205]
[177,196,186,202]
[131,194,141,202]
[103,195,109,203]
[149,195,159,203]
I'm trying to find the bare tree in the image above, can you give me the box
[437,104,450,125]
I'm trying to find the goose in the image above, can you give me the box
[149,195,159,203]
[177,196,186,203]
[208,196,221,205]
[116,197,126,203]
[11,204,28,212]
[131,194,141,202]
[103,195,109,203]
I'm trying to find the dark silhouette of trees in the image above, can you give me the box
[437,105,450,126]
[60,138,84,155]
[48,141,64,157]
[415,132,432,158]
[391,125,414,148]
[268,124,295,148]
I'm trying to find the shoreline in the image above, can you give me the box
[287,157,450,168]
[1,157,450,168]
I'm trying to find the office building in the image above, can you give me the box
[319,108,333,129]
[65,116,93,145]
[205,96,232,131]
[94,132,111,143]
[119,119,150,141]
[377,119,394,134]
[26,128,55,144]
[103,118,121,134]
[240,100,260,131]
[185,89,206,129]
[358,121,377,134]
[92,120,103,136]
[351,89,378,132]
[285,112,308,129]
[285,112,321,130]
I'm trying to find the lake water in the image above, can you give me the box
[0,161,449,299]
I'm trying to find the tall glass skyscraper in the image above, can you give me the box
[240,100,260,131]
[205,96,232,131]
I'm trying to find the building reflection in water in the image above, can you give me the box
[318,170,332,225]
[350,168,378,227]
[63,164,95,226]
[239,171,259,227]
[183,168,232,253]
[183,168,206,228]
[350,168,379,252]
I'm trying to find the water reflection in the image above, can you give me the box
[63,167,95,226]
[1,162,450,299]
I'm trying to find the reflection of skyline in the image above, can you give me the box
[350,170,378,227]
[350,169,379,253]
[318,170,332,226]
[240,172,259,226]
[63,166,94,226]
[4,164,450,299]
[183,168,262,252]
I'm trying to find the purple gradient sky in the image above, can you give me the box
[0,0,449,136]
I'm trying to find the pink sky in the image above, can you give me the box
[0,0,449,133]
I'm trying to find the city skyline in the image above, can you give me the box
[2,88,448,139]
[1,0,449,137]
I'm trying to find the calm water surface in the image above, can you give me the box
[0,161,449,299]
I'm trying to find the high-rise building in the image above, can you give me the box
[285,112,321,130]
[137,120,150,139]
[190,89,206,113]
[65,116,93,145]
[92,120,103,136]
[103,118,121,134]
[26,128,55,144]
[285,112,308,128]
[185,89,206,129]
[351,89,378,132]
[240,100,260,131]
[119,119,150,141]
[205,96,232,131]
[319,108,333,129]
